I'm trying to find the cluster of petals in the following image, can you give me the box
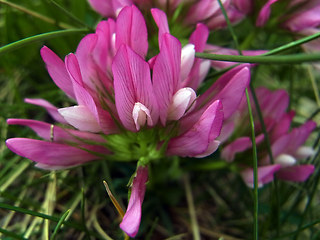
[88,0,253,30]
[6,5,252,237]
[220,87,316,188]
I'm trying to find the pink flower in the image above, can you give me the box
[88,0,252,30]
[7,6,251,236]
[221,87,317,187]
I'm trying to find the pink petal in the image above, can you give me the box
[40,46,75,99]
[283,5,320,32]
[112,45,158,131]
[6,138,100,168]
[256,0,279,27]
[24,98,67,124]
[120,166,148,237]
[233,0,253,14]
[88,0,132,18]
[151,8,170,48]
[116,5,148,58]
[167,100,223,157]
[58,106,102,133]
[277,165,315,182]
[153,34,181,125]
[189,23,209,53]
[186,0,230,24]
[221,137,252,162]
[195,140,220,158]
[65,53,117,134]
[7,119,106,143]
[270,111,295,142]
[199,65,251,119]
[241,164,281,188]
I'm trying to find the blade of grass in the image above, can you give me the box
[0,227,28,240]
[0,0,74,29]
[0,202,104,239]
[81,188,91,240]
[50,209,71,240]
[47,0,92,30]
[0,28,90,56]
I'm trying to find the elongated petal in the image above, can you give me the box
[7,119,105,143]
[58,106,102,133]
[167,100,223,157]
[153,34,181,125]
[256,0,279,27]
[116,5,148,58]
[151,8,170,48]
[198,65,250,119]
[120,166,148,237]
[241,164,281,188]
[6,138,100,167]
[270,111,295,142]
[277,165,315,182]
[40,46,76,99]
[24,98,67,124]
[283,5,320,32]
[113,45,158,131]
[221,137,252,162]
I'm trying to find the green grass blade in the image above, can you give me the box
[0,227,28,240]
[0,28,89,56]
[50,209,71,240]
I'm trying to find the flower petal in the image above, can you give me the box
[24,98,67,124]
[7,119,106,143]
[6,138,100,168]
[151,8,170,48]
[120,166,148,237]
[167,100,223,157]
[153,34,181,125]
[58,106,102,133]
[277,165,315,182]
[241,164,281,188]
[40,46,75,99]
[116,5,148,58]
[221,137,252,162]
[256,0,279,27]
[113,45,158,131]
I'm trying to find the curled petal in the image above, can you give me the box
[6,138,100,168]
[241,164,281,188]
[180,44,195,81]
[295,146,315,159]
[274,154,296,168]
[167,88,197,121]
[58,106,102,133]
[167,100,223,157]
[277,165,315,182]
[132,102,153,131]
[120,166,148,237]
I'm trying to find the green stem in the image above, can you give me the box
[245,89,259,240]
[184,174,201,240]
[196,52,320,64]
[0,28,89,56]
